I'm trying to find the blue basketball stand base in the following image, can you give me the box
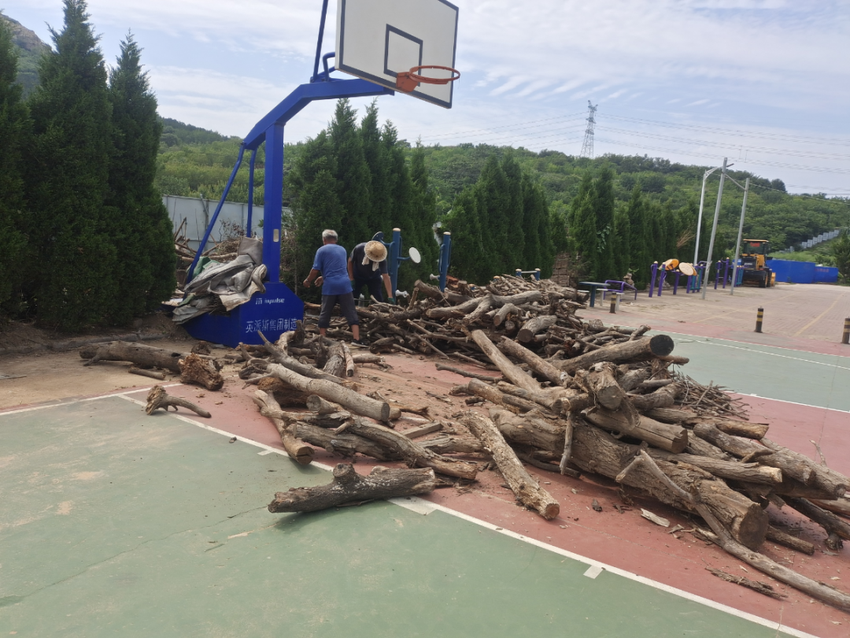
[182,282,304,348]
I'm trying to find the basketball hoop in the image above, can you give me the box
[396,65,461,92]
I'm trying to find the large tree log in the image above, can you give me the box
[646,408,769,440]
[557,334,675,374]
[80,341,188,372]
[584,406,689,453]
[489,408,565,453]
[267,363,400,422]
[461,411,559,520]
[786,498,850,543]
[252,390,314,465]
[267,463,437,513]
[470,330,540,393]
[627,384,679,411]
[570,421,767,548]
[517,315,557,343]
[321,340,347,378]
[466,379,537,413]
[493,303,519,327]
[646,449,782,485]
[583,362,626,410]
[291,422,398,461]
[344,417,479,480]
[761,438,848,499]
[498,337,566,386]
[693,424,821,488]
[255,377,312,407]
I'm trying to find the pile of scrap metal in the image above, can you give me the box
[172,237,267,324]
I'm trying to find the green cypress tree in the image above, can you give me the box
[406,142,439,289]
[328,98,371,246]
[476,155,514,275]
[568,173,597,280]
[359,101,390,234]
[625,185,650,288]
[499,154,525,272]
[0,16,31,313]
[593,166,616,280]
[24,0,118,329]
[611,205,631,281]
[107,33,175,322]
[444,187,487,283]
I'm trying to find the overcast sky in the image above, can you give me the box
[5,0,850,195]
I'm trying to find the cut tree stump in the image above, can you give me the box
[267,463,437,513]
[179,353,225,390]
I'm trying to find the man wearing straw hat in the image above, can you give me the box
[348,240,394,305]
[302,229,366,347]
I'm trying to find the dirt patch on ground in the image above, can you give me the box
[0,311,196,409]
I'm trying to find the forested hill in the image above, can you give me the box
[155,122,850,255]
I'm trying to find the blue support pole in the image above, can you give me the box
[246,148,257,236]
[388,228,402,297]
[263,123,284,283]
[185,145,246,283]
[438,232,452,292]
[649,262,658,298]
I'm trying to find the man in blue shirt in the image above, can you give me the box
[302,229,365,346]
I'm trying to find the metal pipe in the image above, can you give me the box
[246,148,257,236]
[185,144,246,284]
[701,158,728,300]
[313,0,330,81]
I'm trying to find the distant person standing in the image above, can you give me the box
[348,240,394,304]
[302,229,366,346]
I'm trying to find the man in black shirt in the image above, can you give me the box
[348,240,394,304]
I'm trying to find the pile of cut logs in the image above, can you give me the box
[78,274,850,611]
[260,276,850,611]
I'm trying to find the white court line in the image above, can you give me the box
[664,331,850,371]
[3,392,817,637]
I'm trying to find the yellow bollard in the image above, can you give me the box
[755,307,764,333]
[609,294,617,314]
[843,317,850,345]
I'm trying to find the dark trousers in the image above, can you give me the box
[352,276,384,303]
[318,293,359,329]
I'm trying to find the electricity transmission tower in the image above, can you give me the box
[579,100,598,158]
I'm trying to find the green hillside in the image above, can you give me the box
[1,12,50,98]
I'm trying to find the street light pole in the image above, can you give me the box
[701,158,728,300]
[730,177,750,296]
[694,163,732,265]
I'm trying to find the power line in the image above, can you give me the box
[604,113,850,148]
[597,125,850,162]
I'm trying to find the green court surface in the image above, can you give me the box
[664,333,850,412]
[1,394,798,637]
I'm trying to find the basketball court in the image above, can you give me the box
[3,0,850,633]
[3,283,850,636]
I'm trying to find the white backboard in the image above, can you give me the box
[336,0,459,109]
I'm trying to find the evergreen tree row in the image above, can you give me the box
[0,0,175,330]
[287,99,438,296]
[444,154,555,284]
